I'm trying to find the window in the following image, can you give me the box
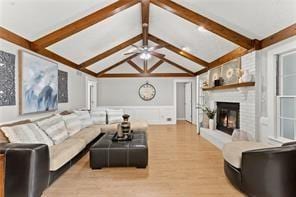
[277,51,296,140]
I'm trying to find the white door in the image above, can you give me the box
[185,82,192,122]
[87,80,97,111]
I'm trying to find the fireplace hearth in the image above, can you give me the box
[216,102,240,135]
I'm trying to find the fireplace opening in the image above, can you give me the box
[216,102,240,135]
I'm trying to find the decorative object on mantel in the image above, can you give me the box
[240,69,253,83]
[232,129,254,141]
[221,58,241,85]
[197,104,216,130]
[139,81,156,101]
[0,50,16,106]
[58,70,68,103]
[214,77,224,87]
[202,80,209,88]
[202,82,255,91]
[19,50,58,114]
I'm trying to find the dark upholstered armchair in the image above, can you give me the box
[223,141,296,197]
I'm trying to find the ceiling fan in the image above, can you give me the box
[124,44,165,60]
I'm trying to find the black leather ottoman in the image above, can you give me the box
[90,131,148,169]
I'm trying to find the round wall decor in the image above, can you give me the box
[139,82,156,101]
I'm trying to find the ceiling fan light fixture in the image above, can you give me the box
[140,52,151,60]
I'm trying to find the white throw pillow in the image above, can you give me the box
[62,113,82,136]
[1,123,53,146]
[90,110,106,125]
[74,110,93,128]
[36,114,69,145]
[107,109,124,124]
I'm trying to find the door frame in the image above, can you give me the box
[174,79,193,124]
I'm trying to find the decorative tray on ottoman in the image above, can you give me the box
[112,132,133,142]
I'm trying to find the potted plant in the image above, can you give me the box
[198,104,216,130]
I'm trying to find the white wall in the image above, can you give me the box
[256,36,296,144]
[97,77,197,124]
[0,39,96,123]
[176,83,185,120]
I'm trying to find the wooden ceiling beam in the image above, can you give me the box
[148,34,209,67]
[32,0,139,50]
[152,53,195,76]
[260,23,296,49]
[0,27,97,77]
[127,60,144,73]
[98,73,193,78]
[79,34,142,69]
[148,60,164,73]
[141,0,150,46]
[96,54,138,77]
[151,0,254,49]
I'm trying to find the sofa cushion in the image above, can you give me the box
[0,119,32,143]
[74,110,93,129]
[71,125,102,144]
[1,123,53,146]
[106,109,124,124]
[49,138,86,171]
[62,113,82,136]
[222,141,274,168]
[101,120,148,133]
[90,110,106,125]
[36,114,69,145]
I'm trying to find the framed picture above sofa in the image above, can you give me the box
[19,50,58,114]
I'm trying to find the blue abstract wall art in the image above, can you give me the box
[20,50,58,114]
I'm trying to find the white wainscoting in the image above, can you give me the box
[96,106,176,125]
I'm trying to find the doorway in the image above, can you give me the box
[176,82,192,123]
[87,80,97,111]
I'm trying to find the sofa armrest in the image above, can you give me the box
[0,143,50,197]
[241,146,296,197]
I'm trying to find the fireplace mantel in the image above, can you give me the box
[202,82,255,91]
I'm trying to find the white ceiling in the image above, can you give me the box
[107,62,139,74]
[0,0,117,41]
[173,0,296,39]
[0,0,295,75]
[48,4,141,64]
[150,4,238,62]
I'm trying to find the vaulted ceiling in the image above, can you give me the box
[0,0,296,78]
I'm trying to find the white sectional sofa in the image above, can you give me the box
[0,109,148,197]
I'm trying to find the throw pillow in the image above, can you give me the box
[36,114,69,144]
[1,123,53,146]
[90,110,107,125]
[74,110,93,128]
[0,119,32,143]
[106,109,124,124]
[62,113,82,136]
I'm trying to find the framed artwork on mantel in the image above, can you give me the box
[221,58,241,85]
[19,50,58,114]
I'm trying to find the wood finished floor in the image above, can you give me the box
[43,121,243,197]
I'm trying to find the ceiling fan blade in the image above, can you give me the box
[148,45,166,51]
[124,52,138,55]
[150,51,165,57]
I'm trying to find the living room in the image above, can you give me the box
[0,0,296,197]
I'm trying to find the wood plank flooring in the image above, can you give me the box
[43,121,243,197]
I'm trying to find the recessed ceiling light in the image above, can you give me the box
[182,47,190,52]
[198,26,206,32]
